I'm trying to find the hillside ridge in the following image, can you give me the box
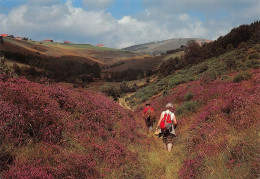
[123,38,212,55]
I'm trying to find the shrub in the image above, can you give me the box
[233,71,252,83]
[248,52,259,59]
[158,57,183,76]
[0,56,16,78]
[3,163,54,179]
[100,83,121,101]
[53,153,100,178]
[0,149,14,172]
[200,71,217,86]
[179,155,204,178]
[176,100,200,115]
[0,78,65,145]
[246,59,259,68]
[225,57,237,69]
[0,75,145,178]
[120,81,136,93]
[194,63,208,75]
[238,41,248,50]
[226,43,234,50]
[183,92,193,101]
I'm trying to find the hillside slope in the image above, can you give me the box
[0,75,149,178]
[125,22,260,178]
[1,37,188,84]
[1,37,142,65]
[137,68,260,178]
[123,38,212,55]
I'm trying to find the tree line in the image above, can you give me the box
[1,50,101,86]
[159,21,260,76]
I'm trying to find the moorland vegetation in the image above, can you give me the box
[0,21,259,178]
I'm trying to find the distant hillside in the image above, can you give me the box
[0,37,142,65]
[0,37,152,84]
[123,38,212,55]
[0,36,185,83]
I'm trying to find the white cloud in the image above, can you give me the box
[82,0,113,10]
[0,1,175,48]
[27,0,61,6]
[179,14,190,21]
[0,0,259,48]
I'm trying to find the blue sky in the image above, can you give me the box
[107,0,144,19]
[0,0,259,48]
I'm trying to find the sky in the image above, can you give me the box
[0,0,259,48]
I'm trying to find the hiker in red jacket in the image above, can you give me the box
[156,102,177,152]
[143,103,155,134]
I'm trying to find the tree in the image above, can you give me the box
[184,41,201,64]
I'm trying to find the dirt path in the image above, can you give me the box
[118,96,133,111]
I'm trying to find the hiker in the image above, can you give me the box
[156,103,177,152]
[143,103,156,134]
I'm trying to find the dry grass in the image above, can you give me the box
[134,134,187,179]
[5,59,31,68]
[3,37,154,70]
[163,51,184,61]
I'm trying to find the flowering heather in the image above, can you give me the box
[0,75,145,178]
[146,69,260,178]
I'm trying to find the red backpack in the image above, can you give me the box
[160,112,173,131]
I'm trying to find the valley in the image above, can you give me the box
[0,21,260,178]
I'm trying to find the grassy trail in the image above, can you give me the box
[139,135,186,178]
[119,95,191,179]
[132,119,193,179]
[118,93,136,111]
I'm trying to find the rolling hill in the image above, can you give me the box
[123,38,212,55]
[0,37,176,72]
[0,36,186,83]
[1,37,143,66]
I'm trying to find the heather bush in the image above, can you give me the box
[53,153,100,178]
[183,70,259,178]
[3,163,54,179]
[147,68,260,178]
[0,78,64,144]
[179,155,204,178]
[0,149,14,173]
[0,75,145,178]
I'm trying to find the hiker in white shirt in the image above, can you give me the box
[156,103,177,152]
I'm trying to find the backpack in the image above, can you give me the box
[160,111,173,131]
[144,108,155,120]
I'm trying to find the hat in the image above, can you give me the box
[166,103,173,108]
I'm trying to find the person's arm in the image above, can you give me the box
[142,108,146,116]
[156,112,164,129]
[172,113,178,128]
